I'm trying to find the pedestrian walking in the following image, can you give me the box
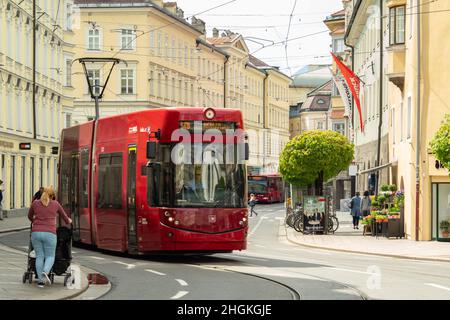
[249,194,258,217]
[28,187,72,288]
[0,180,4,220]
[350,192,362,229]
[33,187,44,201]
[361,191,372,217]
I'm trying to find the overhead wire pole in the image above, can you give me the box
[74,57,126,245]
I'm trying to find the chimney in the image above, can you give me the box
[212,28,219,38]
[176,8,184,19]
[163,2,177,15]
[191,16,206,34]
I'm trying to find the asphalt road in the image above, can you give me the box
[1,203,450,300]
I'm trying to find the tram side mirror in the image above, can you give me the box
[147,141,157,159]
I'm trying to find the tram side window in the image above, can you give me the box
[80,150,89,208]
[60,158,71,209]
[97,153,123,209]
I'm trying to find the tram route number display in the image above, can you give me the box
[303,196,326,232]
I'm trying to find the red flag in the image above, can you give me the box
[331,52,364,133]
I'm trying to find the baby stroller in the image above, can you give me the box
[22,226,74,287]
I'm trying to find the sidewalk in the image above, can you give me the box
[0,213,31,234]
[0,214,107,300]
[286,211,450,263]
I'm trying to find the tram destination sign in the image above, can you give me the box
[179,121,236,132]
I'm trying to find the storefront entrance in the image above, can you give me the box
[432,183,450,242]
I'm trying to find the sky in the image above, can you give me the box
[175,0,343,77]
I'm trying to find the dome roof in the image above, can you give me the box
[291,65,332,88]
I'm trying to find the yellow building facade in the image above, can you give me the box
[386,0,450,241]
[0,0,75,214]
[71,1,291,174]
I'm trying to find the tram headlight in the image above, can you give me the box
[164,211,171,217]
[168,217,175,223]
[174,220,180,226]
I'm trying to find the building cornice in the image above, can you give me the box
[75,2,203,36]
[344,0,363,45]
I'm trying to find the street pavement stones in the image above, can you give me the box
[286,211,450,263]
[0,243,89,300]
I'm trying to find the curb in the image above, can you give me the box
[0,227,30,234]
[0,241,106,300]
[284,226,450,264]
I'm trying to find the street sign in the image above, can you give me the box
[19,143,31,150]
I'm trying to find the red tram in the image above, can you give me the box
[248,174,285,204]
[58,108,249,254]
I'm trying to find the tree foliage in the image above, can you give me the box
[280,130,354,187]
[430,117,450,176]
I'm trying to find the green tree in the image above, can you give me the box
[280,131,354,193]
[430,116,450,176]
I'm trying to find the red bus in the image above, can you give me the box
[58,108,249,254]
[248,174,285,203]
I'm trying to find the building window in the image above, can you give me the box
[65,59,72,87]
[65,113,71,128]
[120,69,134,94]
[317,122,324,130]
[407,96,412,139]
[121,29,135,50]
[66,4,72,31]
[97,153,123,209]
[390,6,405,45]
[88,28,100,51]
[333,122,345,136]
[87,70,101,96]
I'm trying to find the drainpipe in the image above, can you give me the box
[375,0,384,196]
[415,0,421,241]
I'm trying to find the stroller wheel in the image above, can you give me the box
[22,273,27,284]
[28,273,33,284]
[64,274,71,287]
[50,274,55,284]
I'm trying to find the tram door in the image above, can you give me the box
[127,146,137,252]
[70,154,81,241]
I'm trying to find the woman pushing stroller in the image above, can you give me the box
[28,187,72,288]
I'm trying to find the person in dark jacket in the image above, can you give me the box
[350,192,362,229]
[249,194,258,217]
[28,187,72,288]
[33,187,44,201]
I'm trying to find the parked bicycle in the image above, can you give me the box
[327,212,339,233]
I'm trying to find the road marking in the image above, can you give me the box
[275,217,285,220]
[233,255,269,262]
[113,261,136,269]
[248,217,268,237]
[425,283,450,292]
[145,269,166,276]
[171,291,189,299]
[87,256,105,260]
[325,267,371,275]
[176,279,189,286]
[0,267,21,270]
[0,282,20,285]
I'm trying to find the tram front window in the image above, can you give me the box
[174,144,246,208]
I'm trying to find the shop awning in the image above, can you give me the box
[358,161,398,175]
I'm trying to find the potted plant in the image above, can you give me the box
[440,221,450,238]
